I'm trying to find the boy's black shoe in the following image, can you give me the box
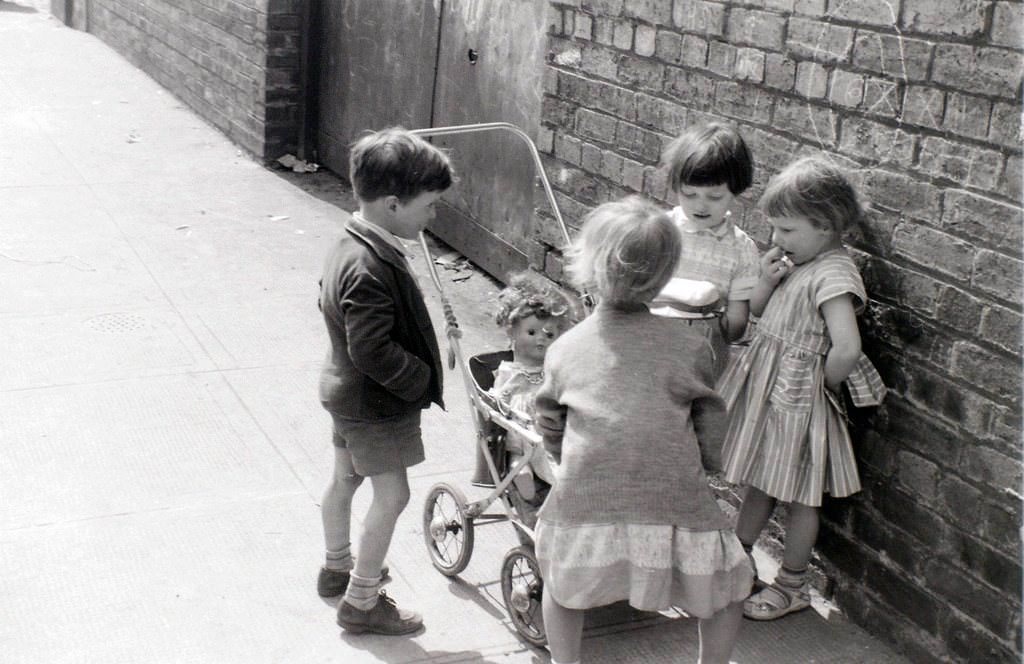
[316,564,390,598]
[336,591,423,635]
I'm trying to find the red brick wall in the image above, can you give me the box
[536,1,1022,662]
[80,0,302,159]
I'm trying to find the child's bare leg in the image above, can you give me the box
[698,600,743,664]
[338,466,422,634]
[781,501,819,573]
[542,592,585,664]
[742,502,818,621]
[351,468,411,579]
[322,447,362,564]
[734,486,775,547]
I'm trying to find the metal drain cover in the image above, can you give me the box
[84,312,149,333]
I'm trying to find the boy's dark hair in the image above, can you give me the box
[349,127,454,203]
[663,122,753,195]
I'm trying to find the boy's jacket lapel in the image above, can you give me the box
[345,217,412,276]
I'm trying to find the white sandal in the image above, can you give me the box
[743,581,810,621]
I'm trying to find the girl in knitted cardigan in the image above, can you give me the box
[533,197,751,664]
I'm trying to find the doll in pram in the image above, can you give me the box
[422,272,579,647]
[483,273,578,513]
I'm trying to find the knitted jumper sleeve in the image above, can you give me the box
[693,392,727,472]
[676,340,726,472]
[534,373,566,463]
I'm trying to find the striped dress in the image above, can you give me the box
[717,248,885,506]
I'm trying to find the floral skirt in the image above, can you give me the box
[535,521,752,618]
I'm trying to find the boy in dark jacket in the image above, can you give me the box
[316,127,453,636]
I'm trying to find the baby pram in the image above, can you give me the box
[411,123,577,648]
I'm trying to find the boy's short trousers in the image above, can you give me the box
[330,410,424,477]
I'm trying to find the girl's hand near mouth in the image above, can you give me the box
[760,246,792,286]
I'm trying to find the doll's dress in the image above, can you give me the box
[491,360,557,492]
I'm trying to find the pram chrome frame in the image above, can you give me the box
[412,123,573,648]
[412,122,570,535]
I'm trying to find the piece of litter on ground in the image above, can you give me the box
[277,153,320,173]
[175,225,190,230]
[268,215,290,222]
[126,131,141,143]
[434,251,462,265]
[434,251,470,272]
[452,273,472,282]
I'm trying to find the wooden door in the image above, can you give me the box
[315,0,549,281]
[314,0,441,171]
[428,0,550,280]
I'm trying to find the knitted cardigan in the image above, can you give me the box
[534,303,730,530]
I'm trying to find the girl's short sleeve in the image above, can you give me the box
[812,254,867,313]
[728,232,762,301]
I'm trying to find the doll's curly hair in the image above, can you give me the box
[494,272,580,329]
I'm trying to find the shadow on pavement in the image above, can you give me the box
[270,167,358,212]
[339,630,541,664]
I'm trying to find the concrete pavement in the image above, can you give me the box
[1,3,910,662]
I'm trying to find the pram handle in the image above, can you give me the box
[411,122,572,248]
[410,122,585,454]
[418,233,462,372]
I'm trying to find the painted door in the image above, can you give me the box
[427,0,550,280]
[314,1,441,172]
[315,0,549,280]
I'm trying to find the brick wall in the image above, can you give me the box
[536,1,1022,662]
[77,0,302,159]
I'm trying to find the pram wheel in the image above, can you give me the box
[423,482,475,576]
[500,545,546,647]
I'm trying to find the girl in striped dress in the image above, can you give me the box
[717,157,885,621]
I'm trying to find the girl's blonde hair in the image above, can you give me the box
[566,196,681,308]
[759,156,864,233]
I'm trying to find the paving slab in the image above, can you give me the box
[0,306,216,389]
[2,493,322,664]
[0,107,87,186]
[0,373,303,529]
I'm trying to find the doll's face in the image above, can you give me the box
[510,314,570,367]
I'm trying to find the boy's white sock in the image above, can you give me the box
[342,572,380,611]
[325,544,353,571]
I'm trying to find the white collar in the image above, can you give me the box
[352,212,409,256]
